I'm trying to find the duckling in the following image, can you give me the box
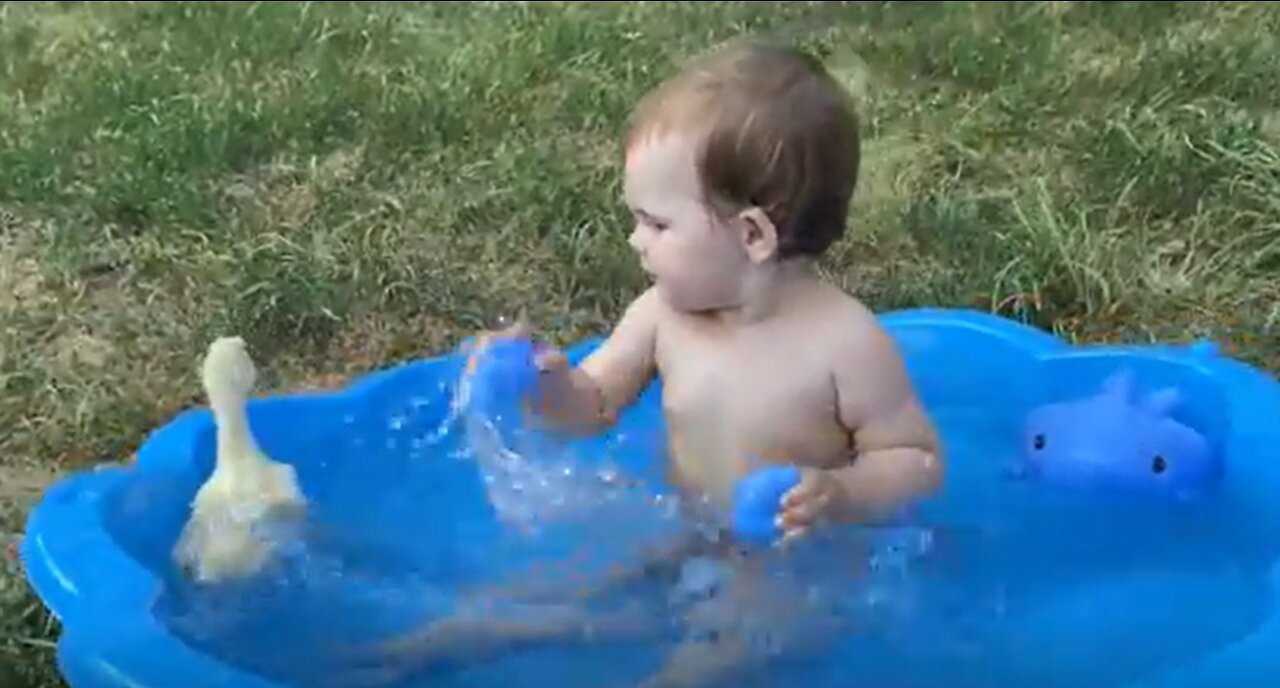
[173,336,307,583]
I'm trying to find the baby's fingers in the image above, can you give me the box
[777,505,813,547]
[534,348,568,372]
[779,492,831,529]
[781,471,830,511]
[780,478,815,509]
[777,525,810,547]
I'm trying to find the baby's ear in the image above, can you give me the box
[736,207,779,263]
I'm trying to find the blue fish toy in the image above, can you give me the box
[1013,370,1222,500]
[731,464,801,546]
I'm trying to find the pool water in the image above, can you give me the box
[832,409,1277,688]
[141,380,1280,688]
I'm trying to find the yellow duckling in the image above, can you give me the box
[172,336,307,583]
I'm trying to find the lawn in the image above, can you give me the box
[1,1,1277,685]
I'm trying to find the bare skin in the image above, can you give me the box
[499,132,943,687]
[352,130,944,687]
[537,277,941,529]
[535,130,943,534]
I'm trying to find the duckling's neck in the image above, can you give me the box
[210,395,260,467]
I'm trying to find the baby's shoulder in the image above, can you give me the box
[611,285,668,337]
[803,284,892,355]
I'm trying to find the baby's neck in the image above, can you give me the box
[704,258,820,327]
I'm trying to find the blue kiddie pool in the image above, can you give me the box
[20,308,1280,688]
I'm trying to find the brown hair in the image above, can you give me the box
[624,41,860,259]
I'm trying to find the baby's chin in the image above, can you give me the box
[649,277,739,313]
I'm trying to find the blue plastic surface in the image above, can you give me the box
[19,308,1280,688]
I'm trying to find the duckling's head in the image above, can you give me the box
[202,336,257,404]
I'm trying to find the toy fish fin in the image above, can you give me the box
[1100,369,1136,401]
[1141,387,1182,417]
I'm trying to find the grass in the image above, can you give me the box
[1,1,1277,685]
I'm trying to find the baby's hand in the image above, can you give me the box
[479,322,566,403]
[467,320,610,434]
[526,341,573,413]
[777,468,845,539]
[531,342,569,376]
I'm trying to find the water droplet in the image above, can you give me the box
[388,415,406,431]
[343,414,356,425]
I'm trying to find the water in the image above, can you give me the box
[144,379,1280,688]
[151,369,692,687]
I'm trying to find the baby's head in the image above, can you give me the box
[622,41,859,313]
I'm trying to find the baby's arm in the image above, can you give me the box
[808,323,943,525]
[833,323,942,520]
[529,287,661,434]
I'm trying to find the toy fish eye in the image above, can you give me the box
[1033,434,1046,450]
[1152,455,1167,474]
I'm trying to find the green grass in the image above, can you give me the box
[2,2,1278,685]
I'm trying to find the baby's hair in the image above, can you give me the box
[624,40,860,259]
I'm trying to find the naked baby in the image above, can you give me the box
[350,40,944,688]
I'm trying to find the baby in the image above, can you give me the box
[354,40,943,688]
[532,39,942,545]
[523,38,943,686]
